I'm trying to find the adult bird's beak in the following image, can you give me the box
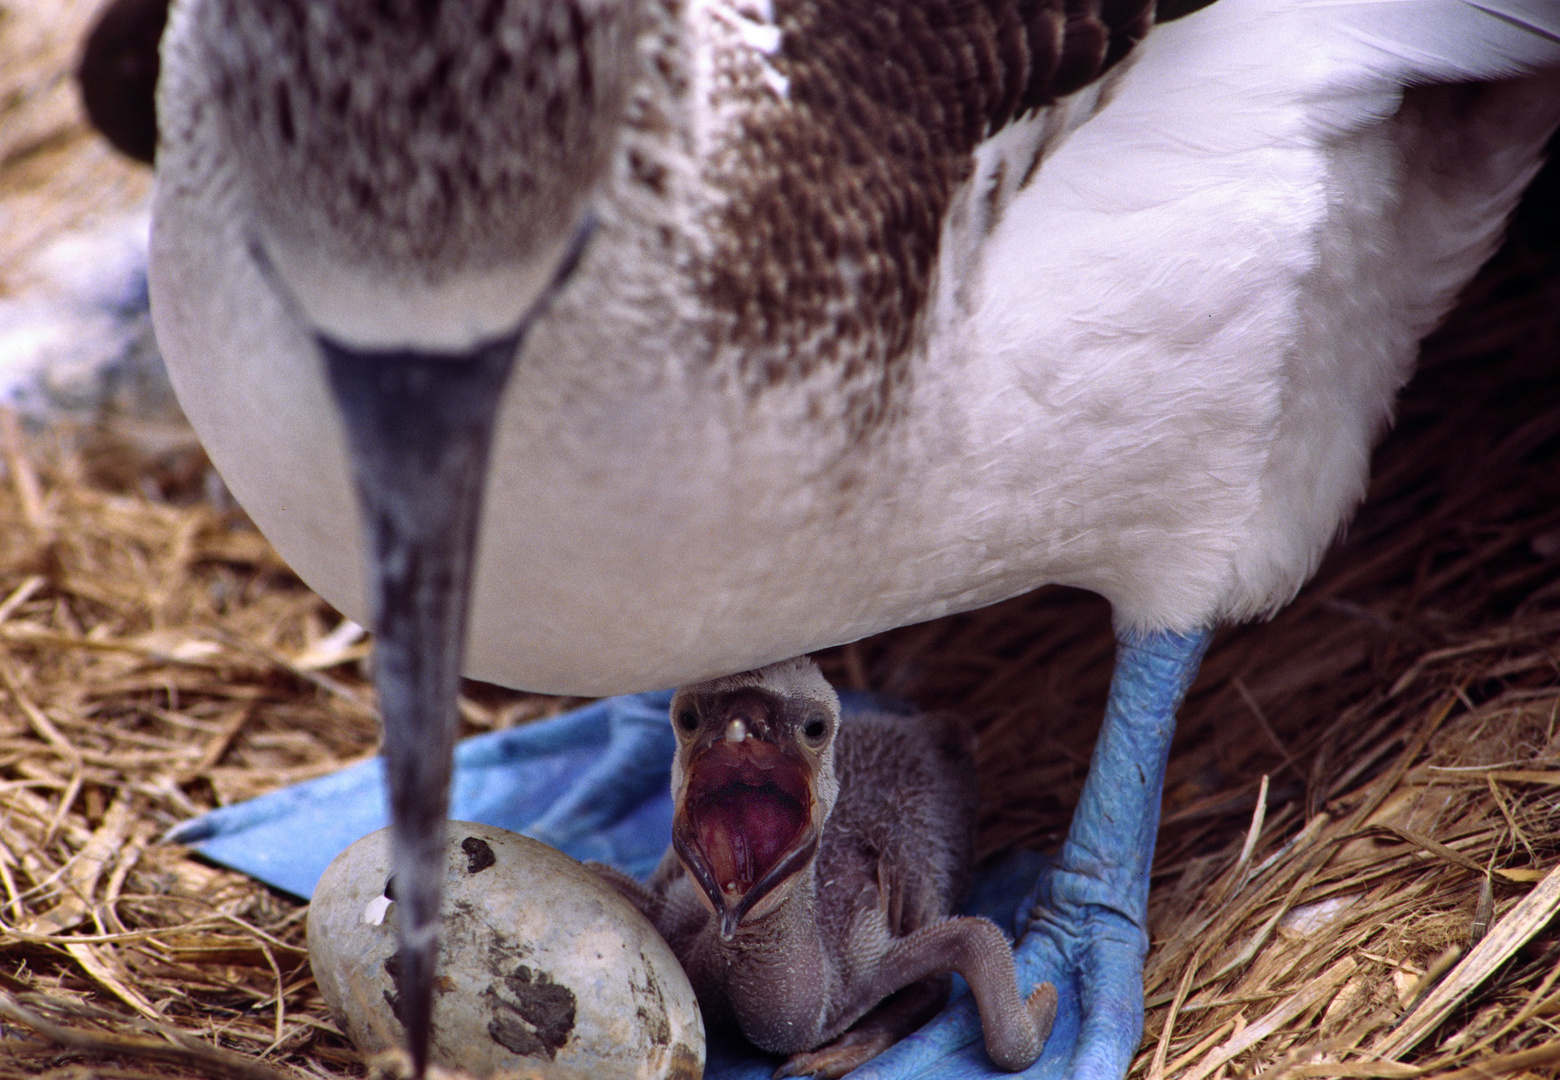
[671,722,823,941]
[320,334,514,1076]
[313,222,594,1077]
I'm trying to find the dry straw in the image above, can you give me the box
[1,2,1558,1077]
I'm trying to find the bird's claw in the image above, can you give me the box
[1027,982,1059,1049]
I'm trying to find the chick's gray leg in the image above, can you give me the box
[843,627,1212,1079]
[775,977,951,1079]
[855,915,1058,1072]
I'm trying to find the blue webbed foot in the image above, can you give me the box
[838,628,1212,1080]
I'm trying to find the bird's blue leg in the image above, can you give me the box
[846,626,1213,1080]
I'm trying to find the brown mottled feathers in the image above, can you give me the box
[188,0,639,277]
[699,0,1153,432]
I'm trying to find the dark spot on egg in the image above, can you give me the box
[669,1042,703,1080]
[485,964,576,1059]
[634,952,671,1045]
[382,953,405,1026]
[636,1005,671,1047]
[462,836,497,873]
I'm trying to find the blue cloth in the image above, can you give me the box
[167,692,680,896]
[167,690,1050,1078]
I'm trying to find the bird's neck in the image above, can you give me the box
[710,867,832,1046]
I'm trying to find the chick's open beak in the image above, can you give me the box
[672,728,820,940]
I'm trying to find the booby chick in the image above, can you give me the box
[594,659,1056,1078]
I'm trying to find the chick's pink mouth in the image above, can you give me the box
[684,739,811,896]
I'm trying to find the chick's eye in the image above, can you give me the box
[803,718,827,742]
[677,711,699,732]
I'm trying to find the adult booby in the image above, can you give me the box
[146,1,1560,1077]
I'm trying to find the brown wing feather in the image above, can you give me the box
[698,0,1152,434]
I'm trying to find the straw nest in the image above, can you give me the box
[1,2,1558,1078]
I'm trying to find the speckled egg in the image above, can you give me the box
[307,822,703,1079]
